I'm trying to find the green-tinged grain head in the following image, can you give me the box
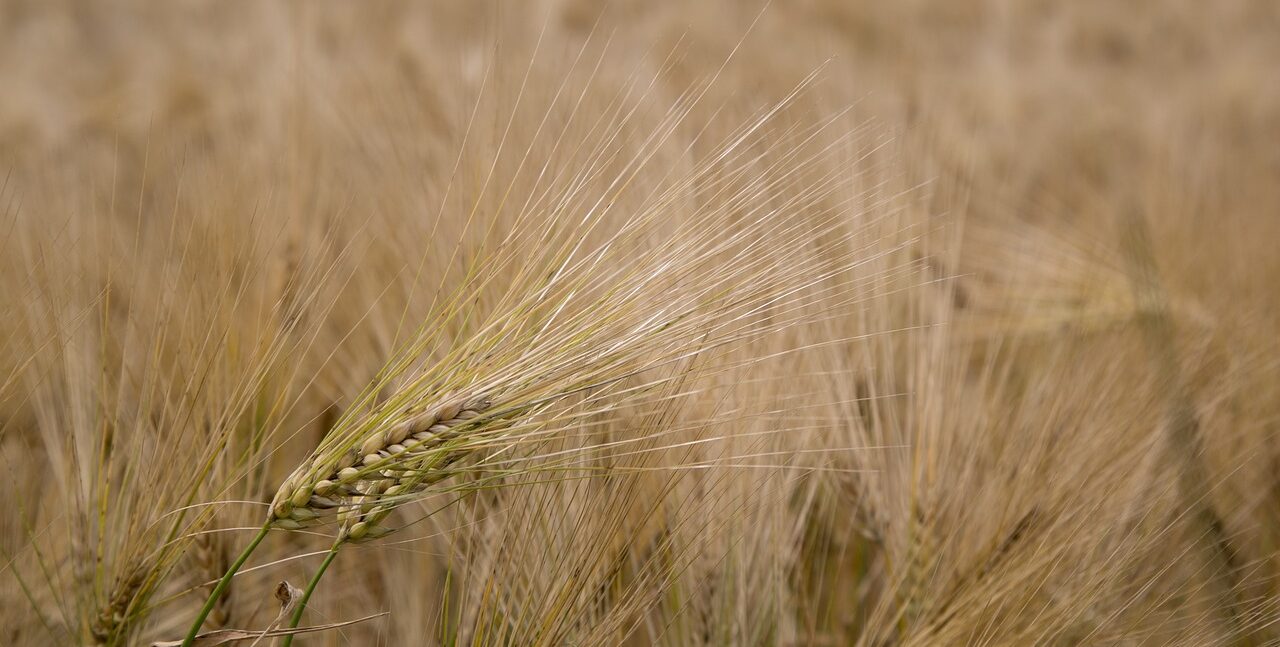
[270,392,496,540]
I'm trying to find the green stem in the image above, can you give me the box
[280,542,343,647]
[181,524,271,647]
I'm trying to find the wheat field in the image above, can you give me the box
[2,1,1279,645]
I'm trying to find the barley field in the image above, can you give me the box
[2,1,1279,645]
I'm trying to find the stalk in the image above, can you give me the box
[280,543,343,647]
[181,524,271,647]
[1119,211,1251,645]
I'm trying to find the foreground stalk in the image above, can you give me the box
[181,524,272,647]
[280,543,343,647]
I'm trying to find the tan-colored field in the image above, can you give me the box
[2,1,1278,645]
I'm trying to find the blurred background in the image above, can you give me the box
[4,0,1277,328]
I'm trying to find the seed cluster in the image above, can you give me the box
[91,566,148,644]
[269,394,492,541]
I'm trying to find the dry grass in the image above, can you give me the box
[2,1,1278,645]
